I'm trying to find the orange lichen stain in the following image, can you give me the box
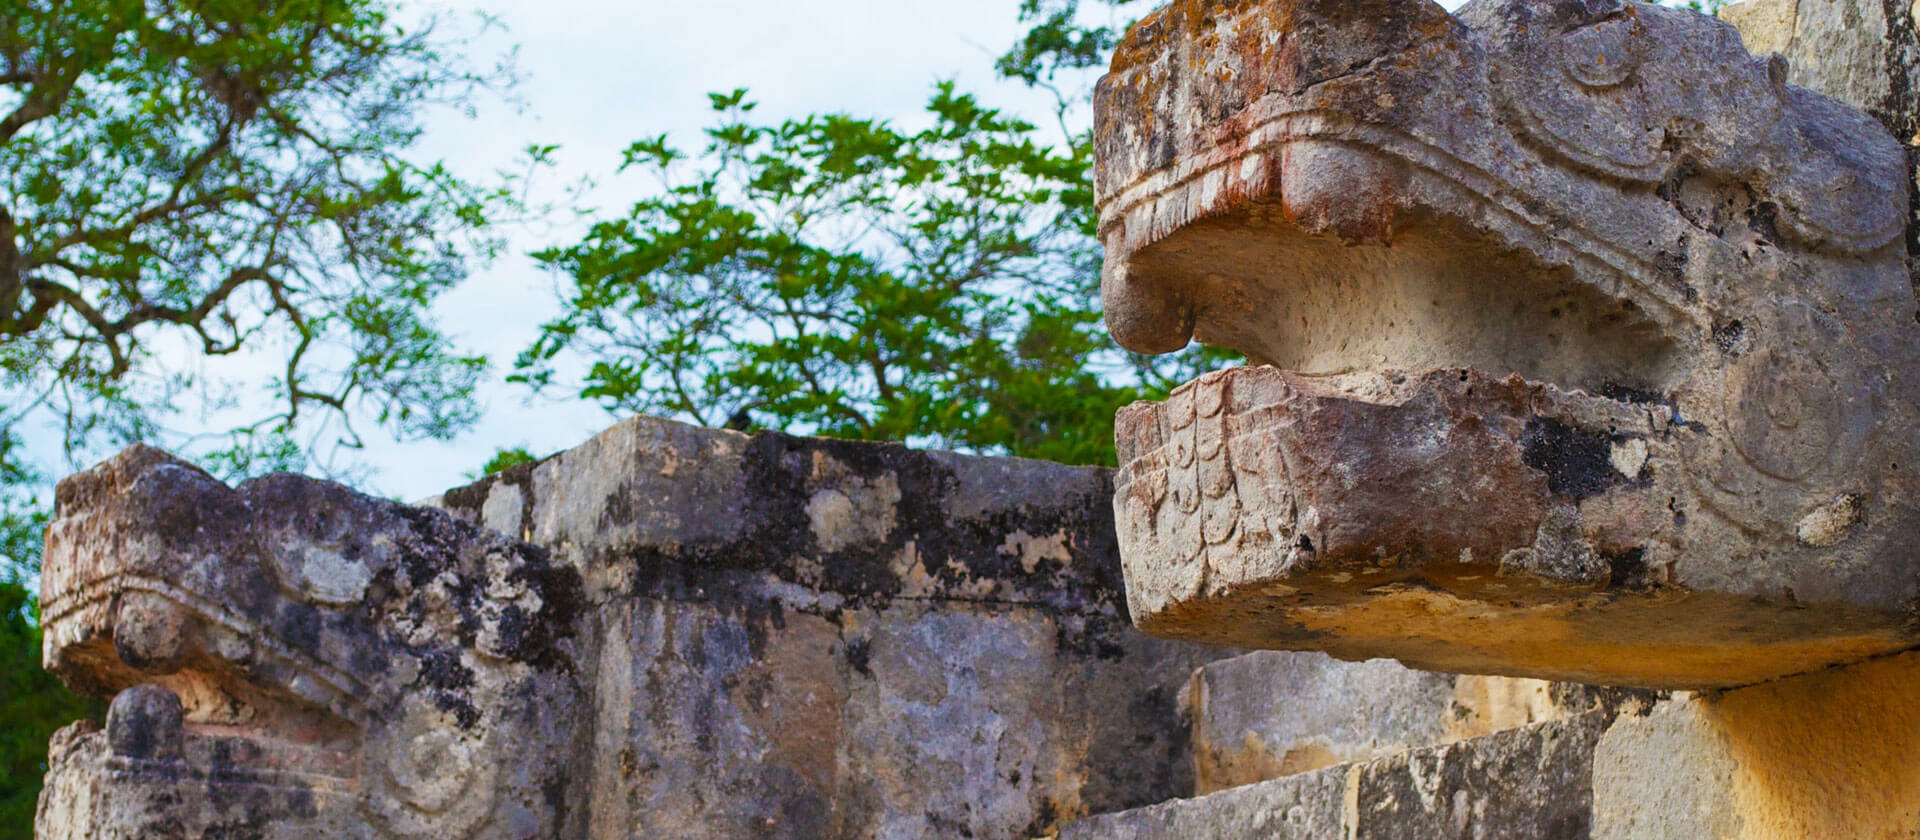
[1712,651,1920,840]
[1143,570,1915,690]
[1108,0,1282,75]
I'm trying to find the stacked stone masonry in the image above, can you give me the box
[35,420,1232,838]
[32,0,1920,837]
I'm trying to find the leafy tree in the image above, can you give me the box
[0,433,41,575]
[517,86,1216,466]
[0,0,523,832]
[0,0,527,480]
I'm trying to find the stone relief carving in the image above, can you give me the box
[1097,0,1920,687]
[35,446,584,838]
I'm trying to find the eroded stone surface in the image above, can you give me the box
[36,445,587,839]
[38,419,1234,839]
[1063,711,1611,839]
[1189,649,1653,796]
[1592,650,1920,839]
[1720,0,1920,144]
[1096,0,1920,687]
[1187,651,1455,793]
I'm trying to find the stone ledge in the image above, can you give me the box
[432,415,1132,620]
[1062,711,1610,839]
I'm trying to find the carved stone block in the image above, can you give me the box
[36,445,586,838]
[1097,0,1920,687]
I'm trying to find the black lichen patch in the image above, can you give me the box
[1745,200,1783,246]
[275,603,323,656]
[438,455,545,528]
[420,648,476,691]
[1054,613,1129,662]
[1602,548,1655,590]
[1652,244,1688,290]
[1021,799,1060,839]
[419,646,482,727]
[500,544,588,672]
[1596,382,1665,405]
[842,637,873,679]
[1550,682,1666,723]
[434,692,480,729]
[611,428,1129,621]
[1076,681,1190,815]
[1712,319,1747,355]
[1521,418,1615,500]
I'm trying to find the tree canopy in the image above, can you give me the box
[0,0,522,491]
[515,84,1224,466]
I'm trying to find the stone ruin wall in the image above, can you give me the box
[30,0,1920,838]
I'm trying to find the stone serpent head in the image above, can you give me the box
[36,446,585,838]
[1096,0,1920,687]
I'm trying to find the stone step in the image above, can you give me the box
[1187,649,1623,796]
[1186,651,1455,794]
[1062,712,1608,840]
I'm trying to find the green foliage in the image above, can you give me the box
[997,0,1146,94]
[478,445,535,477]
[0,432,42,578]
[0,580,101,838]
[0,0,521,469]
[520,85,1219,466]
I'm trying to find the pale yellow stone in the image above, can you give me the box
[1595,651,1920,839]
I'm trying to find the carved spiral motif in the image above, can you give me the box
[1729,349,1842,481]
[1726,303,1865,483]
[1495,2,1903,254]
[386,729,479,814]
[1556,16,1644,90]
[365,695,497,838]
[1689,302,1877,531]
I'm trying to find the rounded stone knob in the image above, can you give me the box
[107,683,184,761]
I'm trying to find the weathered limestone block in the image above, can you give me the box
[1062,711,1611,839]
[427,417,1228,838]
[1591,650,1920,839]
[39,417,1235,839]
[36,446,587,838]
[1189,650,1650,795]
[1188,651,1458,793]
[1096,0,1920,687]
[1720,0,1920,290]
